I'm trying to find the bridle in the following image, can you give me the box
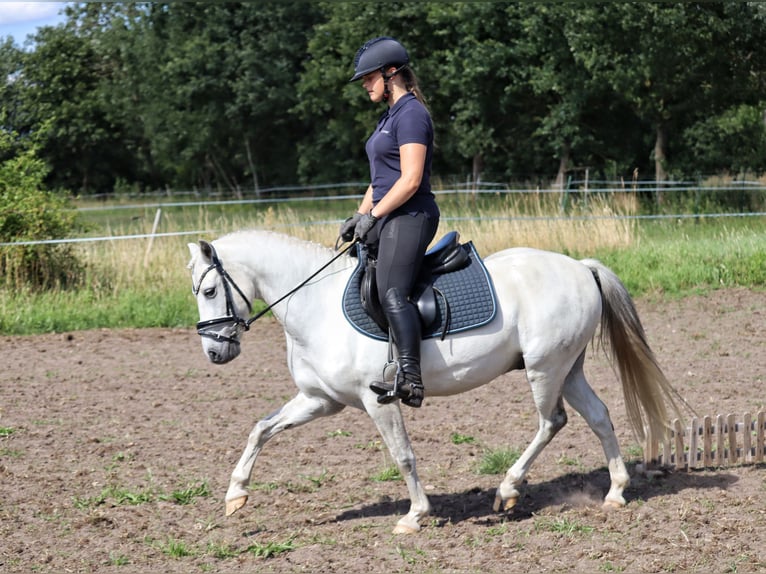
[192,239,357,345]
[192,244,254,345]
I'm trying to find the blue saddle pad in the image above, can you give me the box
[342,241,497,341]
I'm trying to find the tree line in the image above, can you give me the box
[1,2,765,196]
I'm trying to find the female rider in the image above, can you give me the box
[340,36,440,408]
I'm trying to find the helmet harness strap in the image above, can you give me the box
[380,65,406,102]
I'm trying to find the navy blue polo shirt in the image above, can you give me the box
[365,92,439,218]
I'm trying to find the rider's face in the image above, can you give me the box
[361,71,385,103]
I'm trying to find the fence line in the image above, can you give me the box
[0,229,212,247]
[644,411,766,470]
[76,180,766,212]
[2,182,765,247]
[83,178,766,201]
[3,208,766,248]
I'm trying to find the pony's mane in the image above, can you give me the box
[217,229,335,259]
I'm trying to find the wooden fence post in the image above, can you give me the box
[643,410,765,471]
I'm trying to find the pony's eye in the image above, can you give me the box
[203,287,216,298]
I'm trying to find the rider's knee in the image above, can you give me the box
[382,286,409,311]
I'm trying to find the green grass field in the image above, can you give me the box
[1,192,763,335]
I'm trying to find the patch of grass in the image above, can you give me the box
[205,541,239,559]
[111,451,130,462]
[72,492,107,510]
[0,426,15,437]
[245,538,296,559]
[396,545,427,565]
[477,447,521,475]
[301,468,334,489]
[159,481,210,505]
[108,552,129,566]
[104,485,154,506]
[534,516,594,536]
[450,432,476,445]
[327,429,352,438]
[486,522,509,536]
[284,480,315,494]
[2,197,765,335]
[354,439,384,450]
[0,447,22,458]
[557,454,584,470]
[371,465,402,482]
[155,537,195,558]
[624,443,644,459]
[248,481,279,492]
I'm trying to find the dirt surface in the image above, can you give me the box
[1,289,764,573]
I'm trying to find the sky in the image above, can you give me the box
[0,2,69,44]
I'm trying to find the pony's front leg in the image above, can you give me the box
[363,395,431,534]
[225,391,344,516]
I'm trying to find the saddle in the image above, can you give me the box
[342,231,497,341]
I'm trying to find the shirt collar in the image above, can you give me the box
[377,92,415,127]
[388,92,416,117]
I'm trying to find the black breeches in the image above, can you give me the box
[374,211,439,303]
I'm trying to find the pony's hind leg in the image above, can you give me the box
[562,353,630,509]
[494,367,569,512]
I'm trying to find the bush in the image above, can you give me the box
[0,131,82,290]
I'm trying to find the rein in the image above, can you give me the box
[193,239,357,344]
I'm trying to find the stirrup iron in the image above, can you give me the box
[369,329,405,404]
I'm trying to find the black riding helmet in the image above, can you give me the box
[349,36,409,82]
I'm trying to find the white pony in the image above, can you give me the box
[187,230,681,534]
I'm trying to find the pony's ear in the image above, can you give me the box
[187,242,201,270]
[187,241,213,268]
[199,240,214,261]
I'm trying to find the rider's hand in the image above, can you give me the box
[354,213,379,242]
[339,213,362,242]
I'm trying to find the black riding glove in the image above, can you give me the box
[339,213,362,242]
[354,213,379,242]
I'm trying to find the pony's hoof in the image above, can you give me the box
[602,499,624,511]
[493,494,517,512]
[225,495,248,516]
[392,523,419,535]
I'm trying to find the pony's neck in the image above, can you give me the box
[215,230,343,323]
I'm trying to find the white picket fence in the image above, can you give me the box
[644,411,766,470]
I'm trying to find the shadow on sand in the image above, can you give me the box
[333,463,742,526]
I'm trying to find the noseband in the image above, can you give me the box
[192,239,357,346]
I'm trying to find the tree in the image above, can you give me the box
[20,22,123,193]
[422,3,534,183]
[5,2,766,195]
[0,38,26,138]
[0,128,82,289]
[295,2,435,184]
[565,4,738,185]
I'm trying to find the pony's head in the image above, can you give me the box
[188,240,253,364]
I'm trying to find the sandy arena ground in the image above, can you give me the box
[1,288,764,573]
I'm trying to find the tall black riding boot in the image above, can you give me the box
[369,287,425,408]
